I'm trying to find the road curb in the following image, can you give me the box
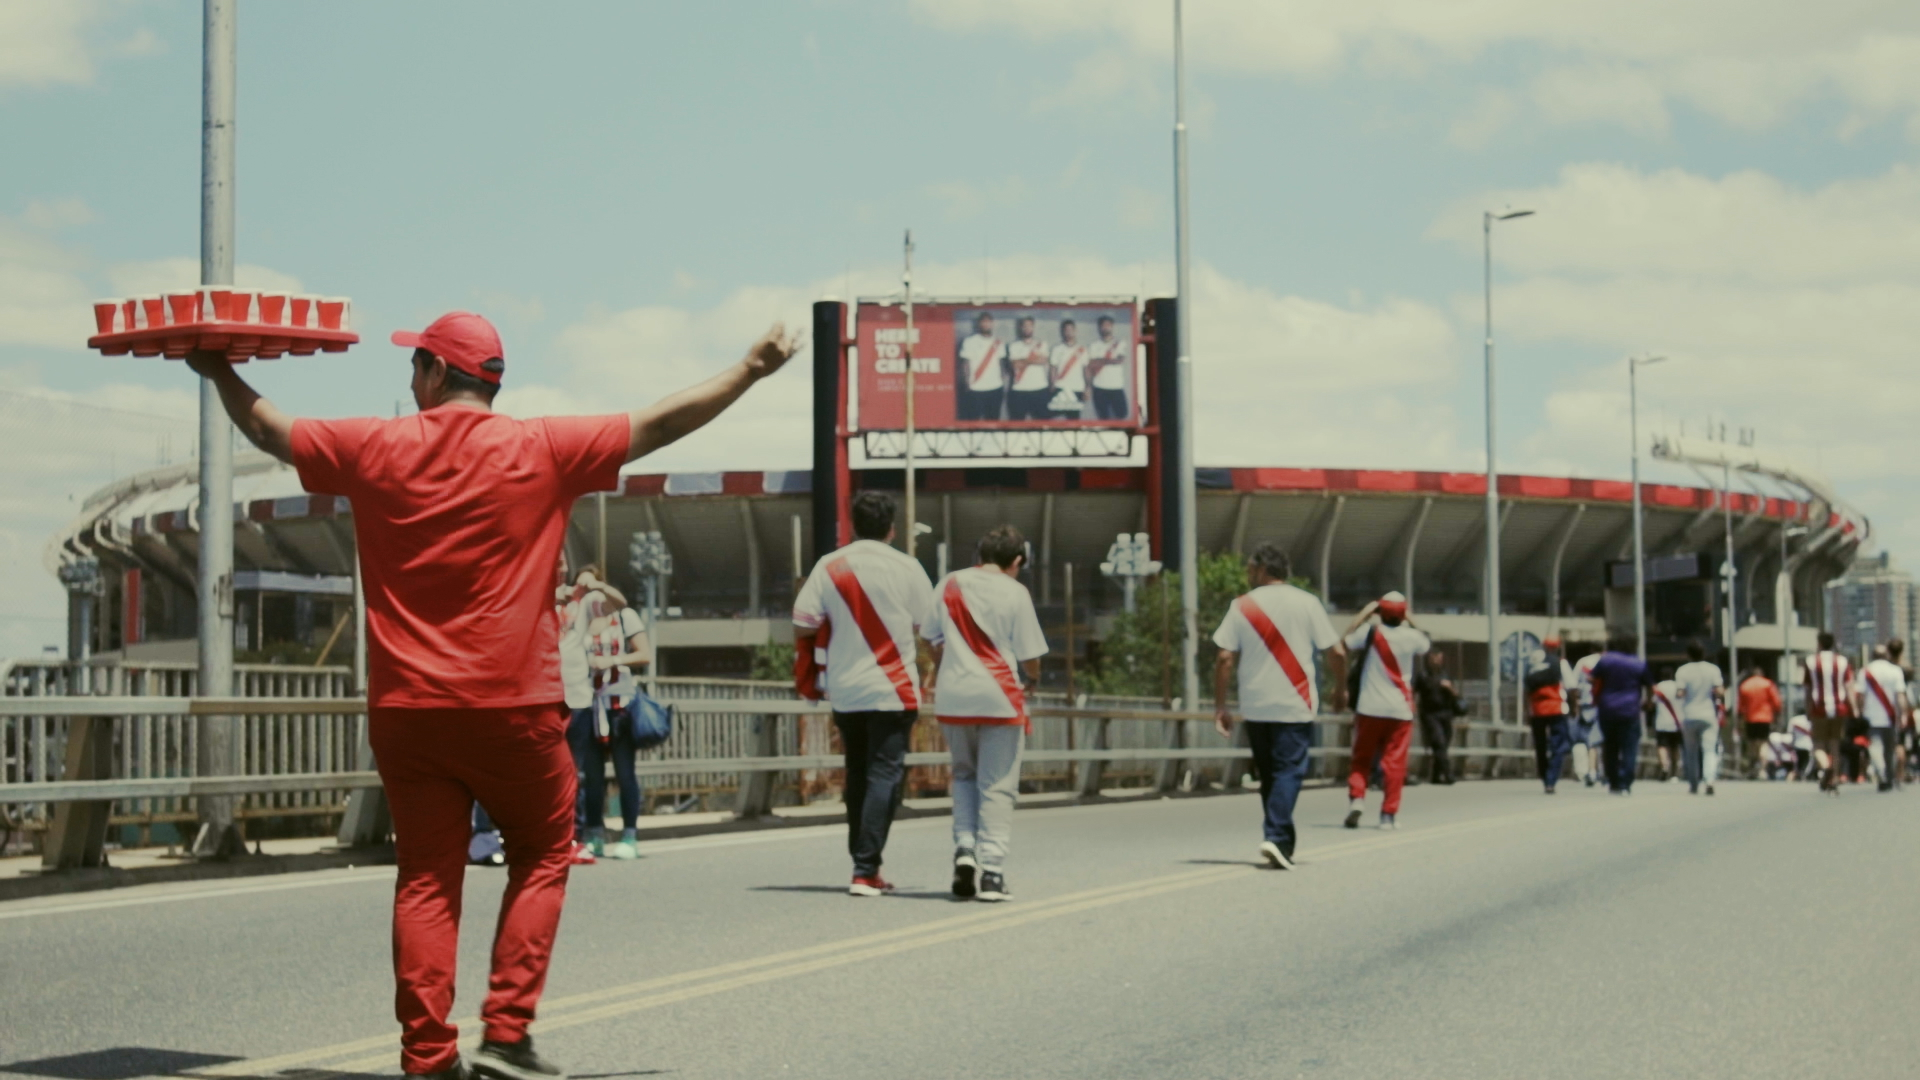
[0,846,396,903]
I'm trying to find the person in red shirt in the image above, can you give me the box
[189,311,797,1080]
[1737,665,1782,779]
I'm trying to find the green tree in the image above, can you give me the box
[751,641,795,681]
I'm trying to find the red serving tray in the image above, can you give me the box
[87,321,359,362]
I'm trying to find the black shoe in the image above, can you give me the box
[1705,784,1715,796]
[473,1037,565,1080]
[1343,805,1363,829]
[952,849,978,898]
[415,1060,472,1080]
[977,870,1010,902]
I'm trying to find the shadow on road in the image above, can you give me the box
[749,885,961,902]
[1,1050,245,1080]
[1181,859,1258,867]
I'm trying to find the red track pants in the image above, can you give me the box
[1347,715,1413,815]
[370,703,575,1074]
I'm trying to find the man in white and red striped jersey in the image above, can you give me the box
[1803,631,1854,794]
[793,491,935,895]
[1212,543,1348,869]
[922,524,1049,903]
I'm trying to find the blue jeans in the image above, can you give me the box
[1246,721,1313,856]
[1598,715,1641,792]
[1529,715,1571,788]
[834,710,915,877]
[568,705,642,836]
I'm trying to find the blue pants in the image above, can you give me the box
[1529,715,1571,788]
[834,709,915,877]
[1246,721,1312,856]
[568,705,642,835]
[1599,715,1641,792]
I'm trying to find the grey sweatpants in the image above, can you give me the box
[944,723,1024,869]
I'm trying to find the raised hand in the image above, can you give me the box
[744,322,804,381]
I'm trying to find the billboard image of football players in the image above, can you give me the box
[1006,315,1052,420]
[955,311,1008,421]
[1087,314,1130,420]
[1048,319,1088,419]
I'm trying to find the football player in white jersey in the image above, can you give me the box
[1047,319,1089,419]
[1853,641,1910,791]
[955,311,1008,422]
[1005,316,1052,420]
[1086,314,1131,420]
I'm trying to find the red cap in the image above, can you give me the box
[391,311,505,384]
[1377,591,1408,621]
[1544,637,1562,650]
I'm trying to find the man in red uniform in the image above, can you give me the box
[190,312,798,1080]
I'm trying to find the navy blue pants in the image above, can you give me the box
[1529,715,1572,789]
[1246,721,1313,856]
[1599,715,1641,792]
[834,709,915,877]
[568,705,642,835]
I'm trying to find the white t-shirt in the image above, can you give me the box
[1674,660,1724,723]
[557,590,609,710]
[923,566,1048,723]
[1789,714,1813,750]
[1089,334,1129,390]
[1857,659,1908,728]
[1804,651,1854,719]
[587,606,647,708]
[1651,680,1684,733]
[1049,343,1089,395]
[1574,652,1601,722]
[1212,583,1340,723]
[1008,338,1050,391]
[1342,622,1430,721]
[958,332,1005,392]
[793,539,935,714]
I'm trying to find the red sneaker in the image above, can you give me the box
[570,842,597,866]
[848,874,894,897]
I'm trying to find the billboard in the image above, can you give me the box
[854,301,1138,430]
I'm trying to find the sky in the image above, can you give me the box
[2,0,1917,656]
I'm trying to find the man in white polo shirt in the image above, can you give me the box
[1213,543,1347,869]
[1674,640,1725,796]
[1855,641,1909,792]
[922,524,1048,902]
[1046,319,1088,419]
[793,491,935,896]
[1342,592,1429,827]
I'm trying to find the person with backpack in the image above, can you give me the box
[1674,640,1726,796]
[1212,543,1347,868]
[1522,639,1577,794]
[1340,591,1429,829]
[1589,633,1653,794]
[921,525,1049,902]
[572,598,651,858]
[792,491,936,897]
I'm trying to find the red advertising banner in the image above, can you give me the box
[854,301,1138,431]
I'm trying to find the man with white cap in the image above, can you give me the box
[190,312,799,1080]
[1341,591,1429,829]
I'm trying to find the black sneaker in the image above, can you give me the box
[415,1060,471,1080]
[952,849,978,899]
[1343,801,1363,829]
[473,1037,565,1080]
[977,870,1010,902]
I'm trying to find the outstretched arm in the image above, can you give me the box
[628,323,802,462]
[1342,600,1380,636]
[186,352,296,463]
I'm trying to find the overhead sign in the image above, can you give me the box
[854,301,1138,431]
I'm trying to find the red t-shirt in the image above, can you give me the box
[291,407,628,709]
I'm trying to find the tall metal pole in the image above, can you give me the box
[193,0,239,855]
[1173,0,1198,711]
[1723,460,1738,724]
[1482,212,1501,724]
[1631,359,1647,660]
[902,230,917,558]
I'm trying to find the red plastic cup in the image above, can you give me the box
[166,292,202,325]
[289,296,313,328]
[257,293,288,325]
[122,300,138,330]
[140,296,168,328]
[93,301,120,334]
[202,288,234,321]
[228,291,256,323]
[317,297,349,331]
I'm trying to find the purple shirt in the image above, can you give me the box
[1589,651,1651,721]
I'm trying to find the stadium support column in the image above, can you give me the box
[193,0,241,858]
[812,300,848,563]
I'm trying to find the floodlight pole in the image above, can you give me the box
[1173,0,1198,711]
[1482,209,1532,724]
[1723,459,1738,721]
[1629,354,1664,662]
[194,0,239,855]
[903,230,917,558]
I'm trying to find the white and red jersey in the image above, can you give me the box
[1212,583,1340,722]
[958,332,1006,392]
[1789,714,1813,750]
[1049,342,1089,395]
[1574,652,1601,722]
[556,589,609,710]
[923,567,1048,725]
[1857,659,1908,729]
[1088,334,1129,390]
[1343,622,1430,721]
[1803,651,1854,720]
[1007,337,1050,391]
[1651,679,1683,733]
[586,606,647,711]
[793,539,934,714]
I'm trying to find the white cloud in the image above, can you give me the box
[912,0,1920,137]
[0,1,108,88]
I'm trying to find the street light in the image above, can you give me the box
[1628,354,1667,661]
[1482,207,1533,725]
[1100,532,1162,614]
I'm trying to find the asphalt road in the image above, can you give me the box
[4,778,1916,1080]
